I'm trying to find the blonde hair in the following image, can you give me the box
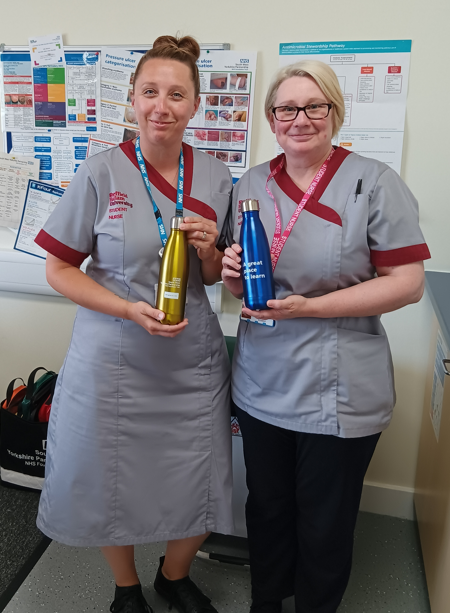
[133,35,201,98]
[264,60,345,138]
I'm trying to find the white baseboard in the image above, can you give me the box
[360,481,415,520]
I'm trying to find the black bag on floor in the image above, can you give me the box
[0,368,57,490]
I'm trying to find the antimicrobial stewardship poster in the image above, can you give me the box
[278,40,411,174]
[183,50,257,175]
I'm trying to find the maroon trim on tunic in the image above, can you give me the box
[268,147,351,227]
[370,244,431,267]
[119,140,216,222]
[34,230,89,267]
[182,142,193,196]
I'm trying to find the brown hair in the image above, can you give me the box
[133,35,201,98]
[264,60,345,138]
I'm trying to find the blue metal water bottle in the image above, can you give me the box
[240,199,275,310]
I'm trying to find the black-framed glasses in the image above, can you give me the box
[272,103,333,122]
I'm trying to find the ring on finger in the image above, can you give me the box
[202,231,207,240]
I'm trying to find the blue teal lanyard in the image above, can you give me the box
[135,136,185,247]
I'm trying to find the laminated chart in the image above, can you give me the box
[1,49,100,187]
[1,51,100,133]
[183,50,257,176]
[10,132,88,187]
[33,65,67,128]
[14,181,64,257]
[278,40,411,174]
[65,53,100,131]
[0,152,39,228]
[1,53,34,131]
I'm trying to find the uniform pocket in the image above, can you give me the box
[337,327,395,429]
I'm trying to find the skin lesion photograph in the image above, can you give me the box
[231,130,246,142]
[229,151,243,163]
[124,105,138,125]
[220,96,234,107]
[205,109,218,121]
[232,110,247,122]
[206,95,219,106]
[210,73,228,89]
[194,129,208,141]
[219,110,232,121]
[229,73,248,90]
[235,95,249,107]
[215,151,229,162]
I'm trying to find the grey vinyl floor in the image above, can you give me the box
[2,512,430,613]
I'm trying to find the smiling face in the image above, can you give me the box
[132,58,200,151]
[269,76,334,163]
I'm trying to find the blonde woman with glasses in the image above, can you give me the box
[222,60,430,613]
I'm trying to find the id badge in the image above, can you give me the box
[240,312,275,327]
[240,299,275,327]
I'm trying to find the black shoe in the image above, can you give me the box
[249,601,282,613]
[153,556,218,613]
[110,583,153,613]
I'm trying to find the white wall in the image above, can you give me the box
[1,0,449,515]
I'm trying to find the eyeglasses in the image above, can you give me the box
[272,103,333,122]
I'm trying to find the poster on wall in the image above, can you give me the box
[183,50,257,176]
[14,180,64,258]
[1,51,101,133]
[0,152,40,228]
[0,53,34,131]
[87,47,142,156]
[278,40,411,174]
[9,131,88,187]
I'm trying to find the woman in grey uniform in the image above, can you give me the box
[35,36,233,613]
[222,60,430,613]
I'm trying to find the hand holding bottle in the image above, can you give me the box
[126,301,188,337]
[221,243,244,299]
[180,216,218,262]
[242,295,308,321]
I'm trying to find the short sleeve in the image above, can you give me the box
[368,168,431,267]
[34,161,98,266]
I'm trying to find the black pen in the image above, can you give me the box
[354,179,362,202]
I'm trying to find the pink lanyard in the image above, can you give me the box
[265,148,335,272]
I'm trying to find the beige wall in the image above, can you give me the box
[1,0,448,496]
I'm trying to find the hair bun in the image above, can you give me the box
[152,35,200,62]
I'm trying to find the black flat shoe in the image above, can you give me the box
[249,601,282,613]
[110,584,153,613]
[154,556,219,613]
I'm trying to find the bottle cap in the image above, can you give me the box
[171,216,183,229]
[241,199,260,213]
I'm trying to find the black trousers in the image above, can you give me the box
[235,407,381,613]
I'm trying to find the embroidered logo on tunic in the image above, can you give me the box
[109,192,133,219]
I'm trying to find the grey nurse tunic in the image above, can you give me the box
[35,140,233,546]
[229,147,431,438]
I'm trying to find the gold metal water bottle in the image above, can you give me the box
[156,216,189,325]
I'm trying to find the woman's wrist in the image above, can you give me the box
[198,245,220,264]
